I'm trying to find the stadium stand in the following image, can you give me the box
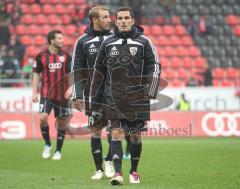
[1,0,239,87]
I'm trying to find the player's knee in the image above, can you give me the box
[56,117,68,130]
[111,128,124,140]
[40,114,48,127]
[130,133,141,144]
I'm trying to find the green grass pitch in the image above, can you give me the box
[0,138,240,189]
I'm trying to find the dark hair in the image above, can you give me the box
[47,30,62,45]
[88,6,108,23]
[116,7,134,19]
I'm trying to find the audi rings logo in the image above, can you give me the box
[202,112,240,137]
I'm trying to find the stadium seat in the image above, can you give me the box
[157,36,169,46]
[43,4,55,14]
[233,26,240,36]
[141,25,150,35]
[171,79,185,87]
[29,25,40,35]
[36,14,48,25]
[56,4,66,14]
[160,57,169,68]
[156,16,164,25]
[171,16,181,25]
[30,4,42,14]
[221,80,232,87]
[164,46,175,57]
[41,25,52,35]
[61,15,72,25]
[177,68,189,80]
[163,25,174,35]
[181,36,193,46]
[175,25,187,36]
[149,25,162,36]
[20,35,32,46]
[16,25,28,35]
[170,57,182,68]
[157,46,165,57]
[20,4,30,14]
[21,14,35,24]
[194,57,206,68]
[176,47,188,57]
[34,35,46,46]
[164,69,175,80]
[48,15,60,25]
[226,15,239,25]
[212,68,225,79]
[182,57,193,69]
[78,25,87,35]
[212,79,220,87]
[188,46,200,57]
[169,36,181,46]
[26,46,38,57]
[226,67,238,79]
[64,25,77,35]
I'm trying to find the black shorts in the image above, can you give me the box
[39,98,72,118]
[109,119,146,135]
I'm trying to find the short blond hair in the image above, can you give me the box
[88,6,108,23]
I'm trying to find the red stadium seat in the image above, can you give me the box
[75,0,85,4]
[64,25,77,35]
[21,0,35,3]
[21,4,30,14]
[212,79,220,87]
[181,36,193,46]
[194,57,206,68]
[48,15,60,25]
[43,4,55,14]
[212,68,225,79]
[36,14,48,25]
[221,80,232,87]
[177,68,189,80]
[165,69,175,80]
[16,25,28,35]
[56,4,66,14]
[34,35,46,46]
[62,0,73,4]
[78,25,87,35]
[156,16,164,25]
[61,15,72,25]
[169,35,181,46]
[233,26,240,36]
[157,36,169,46]
[175,25,187,36]
[176,47,188,57]
[29,25,40,35]
[171,16,181,25]
[141,25,150,35]
[161,57,169,68]
[226,15,239,26]
[150,25,163,36]
[163,25,174,35]
[20,35,32,45]
[182,57,193,69]
[157,46,165,57]
[170,57,182,68]
[188,46,200,57]
[226,67,238,79]
[30,4,41,14]
[164,46,175,57]
[41,25,52,35]
[26,46,38,57]
[21,14,35,24]
[171,79,185,87]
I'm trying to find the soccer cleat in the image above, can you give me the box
[123,153,131,160]
[104,161,115,178]
[110,173,123,185]
[91,170,104,180]
[42,145,52,159]
[52,151,62,160]
[129,172,140,184]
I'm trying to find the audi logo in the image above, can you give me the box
[202,112,240,137]
[48,63,62,70]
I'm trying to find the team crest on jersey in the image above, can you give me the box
[129,47,137,56]
[59,56,65,62]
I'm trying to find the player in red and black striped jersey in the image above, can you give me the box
[32,30,72,160]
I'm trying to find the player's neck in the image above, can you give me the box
[49,46,59,54]
[93,24,103,32]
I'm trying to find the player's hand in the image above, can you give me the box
[74,99,85,112]
[32,93,39,103]
[65,87,72,99]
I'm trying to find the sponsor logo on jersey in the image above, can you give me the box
[59,56,65,62]
[89,43,98,53]
[109,46,119,56]
[48,62,62,72]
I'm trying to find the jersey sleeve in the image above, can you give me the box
[32,54,42,73]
